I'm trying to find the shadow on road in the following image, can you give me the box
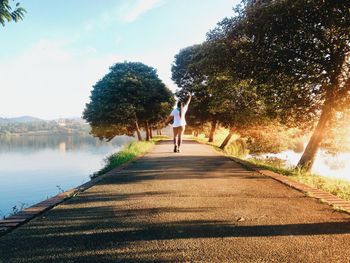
[2,200,350,262]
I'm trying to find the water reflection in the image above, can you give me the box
[0,134,132,154]
[0,134,134,218]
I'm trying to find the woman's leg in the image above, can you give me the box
[177,126,185,149]
[173,127,177,146]
[173,127,179,152]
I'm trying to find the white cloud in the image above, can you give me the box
[83,0,164,32]
[121,0,164,23]
[0,39,120,119]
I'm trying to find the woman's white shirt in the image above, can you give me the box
[170,104,188,127]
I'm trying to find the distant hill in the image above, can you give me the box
[0,116,90,135]
[0,116,44,124]
[54,117,86,123]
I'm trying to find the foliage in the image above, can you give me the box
[223,139,249,158]
[209,79,267,129]
[201,0,350,170]
[83,62,174,141]
[0,0,26,26]
[237,0,350,124]
[240,122,305,154]
[192,129,248,158]
[172,42,268,139]
[193,125,303,157]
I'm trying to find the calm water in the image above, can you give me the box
[0,134,134,218]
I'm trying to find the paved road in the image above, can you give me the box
[1,140,350,262]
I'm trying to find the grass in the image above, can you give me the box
[91,136,167,179]
[192,133,350,202]
[191,132,248,158]
[248,157,350,201]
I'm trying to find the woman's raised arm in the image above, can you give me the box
[185,92,192,106]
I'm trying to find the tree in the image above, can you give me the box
[213,0,350,171]
[0,0,26,26]
[210,79,267,149]
[83,62,174,141]
[185,36,270,148]
[172,37,269,148]
[172,45,219,142]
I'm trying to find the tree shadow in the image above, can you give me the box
[158,139,199,145]
[2,202,350,262]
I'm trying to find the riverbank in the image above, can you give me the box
[192,135,350,202]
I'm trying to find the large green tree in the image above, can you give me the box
[187,38,269,148]
[0,0,25,26]
[211,0,350,171]
[172,40,268,148]
[83,62,174,141]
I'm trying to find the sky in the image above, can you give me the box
[1,0,239,119]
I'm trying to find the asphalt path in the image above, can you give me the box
[1,139,350,262]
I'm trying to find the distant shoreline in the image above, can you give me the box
[0,117,90,137]
[0,131,89,136]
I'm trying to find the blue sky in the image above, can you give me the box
[1,0,239,119]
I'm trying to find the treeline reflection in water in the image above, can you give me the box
[0,134,134,154]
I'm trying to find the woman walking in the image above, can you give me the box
[169,92,191,153]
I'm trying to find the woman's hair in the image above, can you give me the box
[177,101,183,119]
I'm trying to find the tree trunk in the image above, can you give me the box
[135,120,142,141]
[145,122,150,141]
[297,101,333,171]
[208,119,217,142]
[220,128,235,149]
[149,127,153,139]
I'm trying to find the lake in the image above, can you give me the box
[0,134,134,218]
